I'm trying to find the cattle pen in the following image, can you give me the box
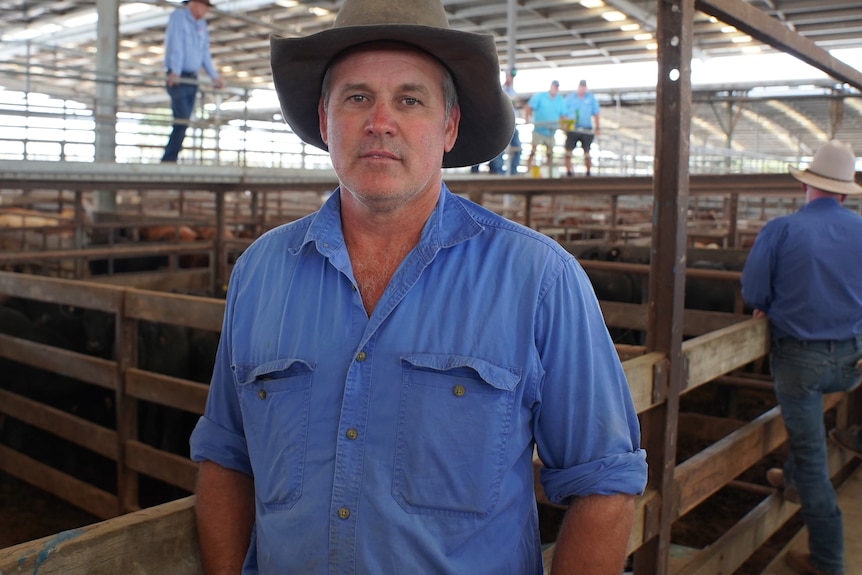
[2,163,862,574]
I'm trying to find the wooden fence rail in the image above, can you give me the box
[0,269,856,574]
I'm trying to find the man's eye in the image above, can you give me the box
[349,95,367,103]
[403,97,419,106]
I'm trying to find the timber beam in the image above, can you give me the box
[696,0,862,91]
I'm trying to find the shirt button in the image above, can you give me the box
[258,389,267,400]
[346,428,358,440]
[453,385,466,397]
[356,350,367,362]
[337,507,350,520]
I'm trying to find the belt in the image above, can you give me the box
[167,71,199,78]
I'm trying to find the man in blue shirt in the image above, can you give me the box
[524,80,566,176]
[742,140,862,575]
[161,0,223,163]
[190,0,647,573]
[563,80,601,177]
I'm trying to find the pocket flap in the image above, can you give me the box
[234,358,316,385]
[401,353,521,391]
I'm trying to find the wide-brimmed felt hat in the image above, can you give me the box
[270,0,515,168]
[789,140,862,195]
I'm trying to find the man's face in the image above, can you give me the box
[319,44,460,213]
[189,0,210,20]
[577,84,587,97]
[550,83,559,97]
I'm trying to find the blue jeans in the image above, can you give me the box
[162,82,198,162]
[771,335,862,575]
[508,129,521,176]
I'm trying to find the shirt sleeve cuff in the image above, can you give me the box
[540,449,648,504]
[189,415,253,477]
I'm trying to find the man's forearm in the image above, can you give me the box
[196,460,255,575]
[550,493,636,575]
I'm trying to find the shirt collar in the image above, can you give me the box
[298,182,484,260]
[803,196,842,210]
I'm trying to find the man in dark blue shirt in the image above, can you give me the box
[742,139,862,575]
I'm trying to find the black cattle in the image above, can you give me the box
[0,303,113,483]
[577,247,645,344]
[685,260,737,313]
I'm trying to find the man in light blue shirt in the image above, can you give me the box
[524,80,567,175]
[742,140,862,575]
[161,0,222,163]
[563,80,600,176]
[190,0,647,573]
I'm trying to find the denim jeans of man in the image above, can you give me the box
[162,82,198,162]
[771,335,862,574]
[508,129,521,176]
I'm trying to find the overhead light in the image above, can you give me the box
[580,0,604,7]
[721,26,737,34]
[709,16,718,23]
[276,0,298,6]
[120,39,139,48]
[742,46,761,54]
[119,3,152,17]
[148,46,164,54]
[601,10,626,22]
[3,23,62,41]
[731,35,752,43]
[237,71,249,78]
[64,12,99,28]
[221,65,234,73]
[308,6,330,16]
[569,48,602,57]
[634,33,652,41]
[620,23,640,31]
[646,42,658,50]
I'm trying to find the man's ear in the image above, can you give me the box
[318,98,328,145]
[443,104,460,153]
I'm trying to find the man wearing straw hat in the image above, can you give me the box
[742,140,862,575]
[190,0,646,572]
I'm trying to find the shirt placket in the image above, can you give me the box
[327,332,376,575]
[324,243,434,575]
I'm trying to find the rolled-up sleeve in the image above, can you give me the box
[741,221,780,312]
[189,263,252,477]
[533,257,647,503]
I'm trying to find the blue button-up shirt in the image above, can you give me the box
[564,92,600,130]
[164,6,218,79]
[190,185,647,575]
[742,197,862,340]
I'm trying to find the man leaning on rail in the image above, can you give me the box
[189,0,647,573]
[742,139,862,575]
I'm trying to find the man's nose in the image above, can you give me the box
[364,102,396,136]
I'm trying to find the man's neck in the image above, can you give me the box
[339,184,439,314]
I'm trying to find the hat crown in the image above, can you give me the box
[809,140,857,183]
[334,0,450,29]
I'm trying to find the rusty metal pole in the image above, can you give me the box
[633,0,694,572]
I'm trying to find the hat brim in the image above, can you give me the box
[789,167,862,195]
[270,25,515,168]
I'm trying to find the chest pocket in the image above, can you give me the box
[393,354,520,518]
[235,358,314,510]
